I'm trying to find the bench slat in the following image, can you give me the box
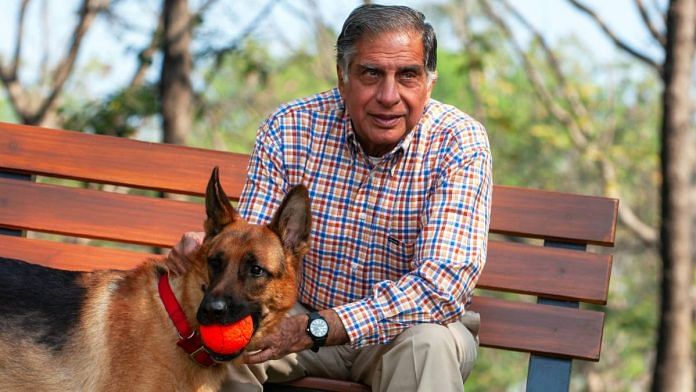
[1,123,619,245]
[0,240,603,361]
[491,185,618,246]
[0,235,147,271]
[0,231,612,306]
[0,177,202,247]
[470,296,604,361]
[0,122,249,198]
[478,241,611,305]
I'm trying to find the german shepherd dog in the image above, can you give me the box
[0,168,311,391]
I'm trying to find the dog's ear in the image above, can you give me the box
[204,167,240,238]
[268,185,311,255]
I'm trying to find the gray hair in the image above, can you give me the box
[336,4,438,83]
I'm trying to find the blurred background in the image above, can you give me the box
[0,0,693,390]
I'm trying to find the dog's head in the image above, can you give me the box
[195,167,310,360]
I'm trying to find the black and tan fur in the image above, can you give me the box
[0,167,310,391]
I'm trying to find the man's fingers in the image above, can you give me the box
[166,231,204,276]
[243,348,277,364]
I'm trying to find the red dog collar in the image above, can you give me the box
[158,272,216,367]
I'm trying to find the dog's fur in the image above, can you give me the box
[0,168,311,391]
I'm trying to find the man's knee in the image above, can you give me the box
[392,322,478,380]
[394,323,457,355]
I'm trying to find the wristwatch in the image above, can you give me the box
[306,312,329,352]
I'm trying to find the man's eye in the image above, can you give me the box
[250,265,266,277]
[362,69,380,78]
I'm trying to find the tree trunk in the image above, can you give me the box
[652,0,695,391]
[160,0,192,145]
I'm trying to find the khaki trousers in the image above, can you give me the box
[221,303,480,392]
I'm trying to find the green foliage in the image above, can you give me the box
[0,94,18,123]
[60,84,159,137]
[190,39,335,153]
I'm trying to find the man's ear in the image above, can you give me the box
[427,71,438,96]
[337,65,346,97]
[204,167,240,238]
[268,185,311,256]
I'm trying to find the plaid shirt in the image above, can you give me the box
[238,88,492,348]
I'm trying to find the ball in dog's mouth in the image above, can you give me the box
[199,315,254,361]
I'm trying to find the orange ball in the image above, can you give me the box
[199,315,254,355]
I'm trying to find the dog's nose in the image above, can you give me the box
[202,297,227,318]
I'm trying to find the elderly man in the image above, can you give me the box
[171,4,491,391]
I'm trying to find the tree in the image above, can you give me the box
[565,2,694,391]
[651,1,694,390]
[160,0,192,145]
[0,0,107,126]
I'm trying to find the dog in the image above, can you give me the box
[0,167,311,391]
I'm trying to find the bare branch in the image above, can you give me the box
[11,0,31,78]
[130,12,164,87]
[202,0,280,87]
[567,0,662,73]
[444,1,485,119]
[650,0,667,22]
[31,0,106,124]
[0,0,32,122]
[600,157,658,244]
[40,0,50,84]
[635,0,666,46]
[499,0,592,135]
[484,0,659,244]
[306,0,337,83]
[0,0,30,79]
[481,0,589,147]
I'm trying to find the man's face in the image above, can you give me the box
[338,30,435,157]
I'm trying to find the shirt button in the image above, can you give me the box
[359,212,367,220]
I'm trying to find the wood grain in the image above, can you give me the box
[478,241,612,304]
[0,178,203,247]
[0,122,249,198]
[470,296,604,361]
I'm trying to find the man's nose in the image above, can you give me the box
[376,76,400,107]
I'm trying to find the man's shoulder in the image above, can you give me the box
[421,99,489,151]
[272,88,345,119]
[258,88,346,149]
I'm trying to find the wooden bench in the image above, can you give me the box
[0,122,618,391]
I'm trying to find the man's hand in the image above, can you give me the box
[243,314,312,364]
[166,231,204,276]
[242,309,350,364]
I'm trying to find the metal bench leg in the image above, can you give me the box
[526,240,587,392]
[527,353,572,392]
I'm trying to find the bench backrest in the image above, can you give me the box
[0,122,618,368]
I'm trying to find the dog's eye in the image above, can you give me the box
[249,265,266,278]
[207,255,224,274]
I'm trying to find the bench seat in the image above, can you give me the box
[0,122,618,391]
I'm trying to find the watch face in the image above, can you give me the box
[309,318,329,338]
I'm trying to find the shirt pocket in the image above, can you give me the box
[385,233,415,265]
[385,209,419,271]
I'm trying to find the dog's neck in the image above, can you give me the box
[157,271,218,367]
